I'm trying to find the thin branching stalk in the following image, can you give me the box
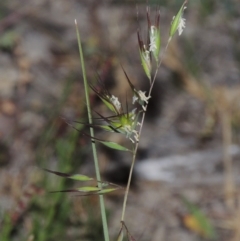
[75,20,110,241]
[121,0,188,228]
[121,43,170,222]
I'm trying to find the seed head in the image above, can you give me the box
[169,0,188,40]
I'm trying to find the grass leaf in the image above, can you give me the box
[78,186,101,192]
[98,140,130,152]
[43,168,93,182]
[97,188,118,195]
[69,174,93,181]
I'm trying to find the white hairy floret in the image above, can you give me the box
[177,16,186,35]
[149,26,157,52]
[110,95,121,111]
[132,90,151,111]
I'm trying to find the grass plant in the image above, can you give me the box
[2,0,239,240]
[37,0,240,240]
[45,1,189,240]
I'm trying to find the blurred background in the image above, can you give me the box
[0,0,240,241]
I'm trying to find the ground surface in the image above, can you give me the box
[0,1,240,241]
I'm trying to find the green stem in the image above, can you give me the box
[75,20,110,241]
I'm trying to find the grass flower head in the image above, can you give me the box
[169,0,188,40]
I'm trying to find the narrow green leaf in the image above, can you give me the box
[98,140,130,152]
[78,186,101,192]
[43,168,93,182]
[69,174,93,181]
[97,188,117,195]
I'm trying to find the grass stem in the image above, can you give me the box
[75,20,110,241]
